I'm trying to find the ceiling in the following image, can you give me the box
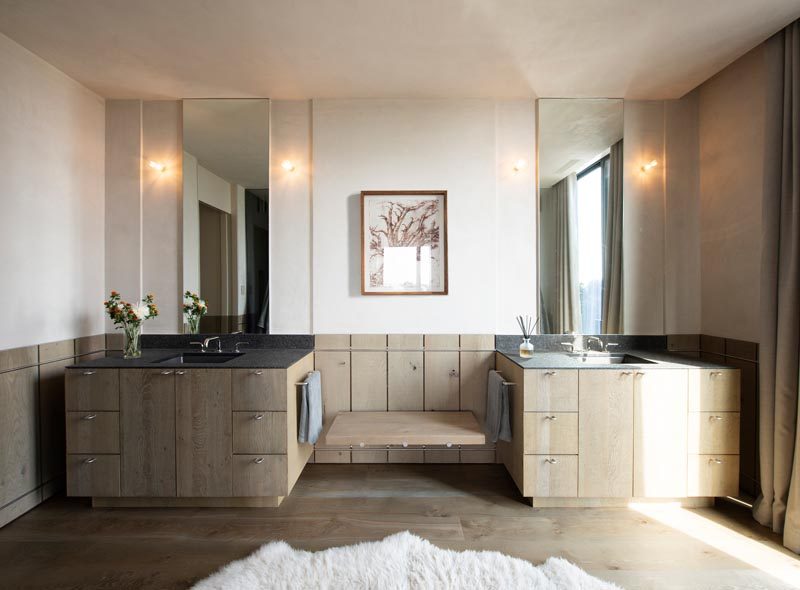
[538,100,623,188]
[183,99,269,189]
[0,1,799,100]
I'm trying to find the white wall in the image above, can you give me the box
[0,33,105,349]
[307,98,536,334]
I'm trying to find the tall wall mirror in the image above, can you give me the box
[182,99,270,334]
[538,99,624,335]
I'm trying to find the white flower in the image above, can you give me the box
[117,303,124,310]
[135,305,150,319]
[199,300,207,308]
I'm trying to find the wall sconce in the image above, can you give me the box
[147,160,166,173]
[513,159,527,173]
[281,160,296,172]
[640,159,658,173]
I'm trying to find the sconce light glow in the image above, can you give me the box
[148,160,166,173]
[641,159,658,173]
[513,159,527,172]
[281,160,296,172]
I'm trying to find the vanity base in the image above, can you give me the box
[93,496,285,508]
[526,496,714,508]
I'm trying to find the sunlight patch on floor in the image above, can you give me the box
[629,502,800,588]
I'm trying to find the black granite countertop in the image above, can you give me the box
[497,349,732,370]
[67,348,313,370]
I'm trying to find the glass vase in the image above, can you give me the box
[187,315,201,335]
[123,322,142,359]
[519,337,534,358]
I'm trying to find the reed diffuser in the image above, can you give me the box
[516,315,538,358]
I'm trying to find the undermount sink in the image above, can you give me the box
[156,352,244,364]
[568,353,655,365]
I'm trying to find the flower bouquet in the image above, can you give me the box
[104,291,159,358]
[183,291,207,334]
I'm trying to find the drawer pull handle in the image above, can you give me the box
[338,361,347,366]
[253,457,264,464]
[544,415,558,421]
[176,370,185,375]
[82,370,96,376]
[83,414,97,420]
[621,371,633,376]
[545,458,558,464]
[160,370,173,375]
[84,457,96,464]
[544,371,557,376]
[635,371,645,377]
[710,371,723,377]
[254,414,265,420]
[253,370,263,375]
[709,415,724,421]
[709,458,723,464]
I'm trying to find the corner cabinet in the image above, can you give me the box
[65,353,314,507]
[496,354,740,507]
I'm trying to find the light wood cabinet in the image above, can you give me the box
[689,369,740,412]
[578,370,633,498]
[65,411,119,454]
[388,351,423,410]
[524,370,578,412]
[424,351,460,410]
[65,369,119,411]
[688,455,739,497]
[523,455,578,497]
[523,412,578,455]
[233,411,287,454]
[119,369,176,497]
[176,369,232,497]
[688,412,740,455]
[232,369,286,411]
[352,351,388,411]
[314,351,351,424]
[633,369,688,498]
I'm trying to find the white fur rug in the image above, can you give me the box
[192,531,621,589]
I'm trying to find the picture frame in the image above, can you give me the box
[360,190,448,295]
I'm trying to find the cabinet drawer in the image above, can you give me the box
[688,413,740,454]
[688,454,739,497]
[232,369,286,411]
[66,369,119,411]
[689,369,740,411]
[232,455,287,496]
[233,411,287,454]
[523,412,578,454]
[67,454,120,497]
[524,370,578,411]
[523,455,578,497]
[66,411,119,453]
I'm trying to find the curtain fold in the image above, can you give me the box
[754,20,800,553]
[553,173,581,333]
[601,140,624,333]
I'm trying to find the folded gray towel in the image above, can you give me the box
[484,370,512,443]
[298,370,323,444]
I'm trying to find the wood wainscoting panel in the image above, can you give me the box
[315,334,351,350]
[388,351,423,410]
[0,367,39,507]
[0,346,37,373]
[314,351,351,424]
[459,351,494,425]
[459,334,495,350]
[424,351,460,410]
[38,340,75,364]
[388,334,424,349]
[424,334,460,350]
[351,351,387,411]
[351,334,387,350]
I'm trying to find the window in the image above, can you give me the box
[576,158,606,334]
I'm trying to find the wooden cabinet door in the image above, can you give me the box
[176,369,232,497]
[352,351,387,411]
[578,370,633,497]
[388,351,423,410]
[313,351,351,425]
[633,369,688,498]
[120,369,176,497]
[0,368,39,506]
[689,369,740,412]
[65,369,119,411]
[524,370,578,412]
[424,351,460,410]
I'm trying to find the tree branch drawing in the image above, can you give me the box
[368,199,440,287]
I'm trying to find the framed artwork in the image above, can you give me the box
[361,190,448,295]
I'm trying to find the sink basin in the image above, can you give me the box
[568,353,655,365]
[156,352,243,364]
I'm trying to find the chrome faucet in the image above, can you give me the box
[202,336,222,352]
[585,336,604,352]
[234,341,250,353]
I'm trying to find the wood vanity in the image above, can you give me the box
[496,353,740,506]
[65,352,313,507]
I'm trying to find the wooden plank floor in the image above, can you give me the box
[0,464,797,589]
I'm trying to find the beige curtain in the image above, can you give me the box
[755,20,800,552]
[601,140,624,333]
[553,173,581,333]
